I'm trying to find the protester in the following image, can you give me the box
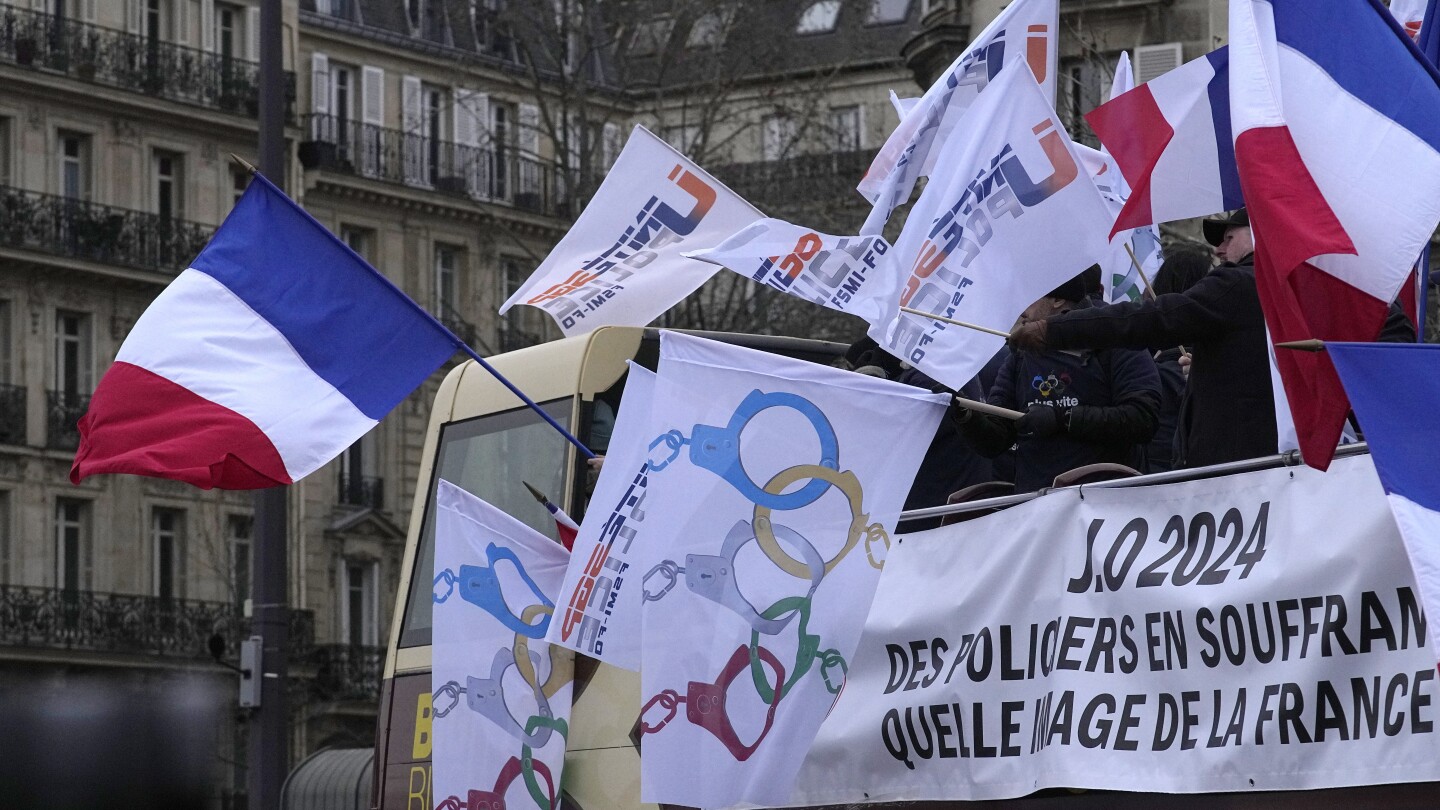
[953,274,1160,493]
[1010,209,1275,468]
[1145,244,1214,472]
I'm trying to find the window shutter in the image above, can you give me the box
[246,6,260,61]
[1133,43,1183,84]
[82,0,96,22]
[126,0,142,34]
[518,103,540,156]
[453,89,489,198]
[200,0,214,51]
[310,52,330,141]
[402,76,423,184]
[175,0,192,45]
[360,66,385,177]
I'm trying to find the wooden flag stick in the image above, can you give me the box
[953,395,1026,421]
[1123,242,1158,299]
[1275,339,1327,352]
[899,306,1011,338]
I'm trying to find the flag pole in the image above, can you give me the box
[1275,339,1327,352]
[1123,242,1158,299]
[1418,246,1430,344]
[953,396,1025,421]
[899,306,1011,338]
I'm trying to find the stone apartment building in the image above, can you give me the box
[0,0,1229,806]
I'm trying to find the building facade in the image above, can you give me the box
[1,0,1232,806]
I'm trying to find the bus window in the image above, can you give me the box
[397,397,573,649]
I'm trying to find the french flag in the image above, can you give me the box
[1085,47,1242,237]
[1329,343,1440,662]
[1230,0,1440,470]
[71,175,459,489]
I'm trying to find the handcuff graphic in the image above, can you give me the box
[433,542,553,639]
[637,389,885,760]
[641,519,824,635]
[434,752,556,810]
[638,644,786,761]
[646,389,840,509]
[432,646,555,747]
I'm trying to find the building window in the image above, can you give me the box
[0,492,10,584]
[340,559,378,646]
[217,3,241,60]
[762,114,795,161]
[340,224,374,261]
[630,17,674,56]
[331,62,356,156]
[830,105,862,151]
[866,0,910,25]
[424,85,447,184]
[153,150,184,220]
[54,310,92,399]
[151,507,185,600]
[55,498,90,592]
[228,514,251,607]
[434,244,459,315]
[0,117,11,187]
[662,124,700,157]
[0,300,12,387]
[58,131,92,201]
[687,6,735,48]
[796,0,841,34]
[491,102,513,200]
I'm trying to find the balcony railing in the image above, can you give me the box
[0,383,25,446]
[300,113,580,217]
[307,643,384,703]
[0,584,316,661]
[0,6,294,118]
[0,185,214,274]
[337,474,384,510]
[713,149,879,210]
[46,389,88,451]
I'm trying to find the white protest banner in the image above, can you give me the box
[869,62,1113,389]
[786,455,1440,804]
[500,126,762,336]
[431,481,573,810]
[546,364,658,670]
[686,218,899,323]
[636,332,946,808]
[860,0,1058,234]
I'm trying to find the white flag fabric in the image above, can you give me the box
[431,481,572,810]
[1096,53,1162,304]
[686,218,899,323]
[859,0,1058,234]
[868,62,1114,390]
[637,332,946,808]
[888,90,919,122]
[546,363,659,670]
[500,126,762,336]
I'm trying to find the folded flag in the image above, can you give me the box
[1230,0,1440,470]
[71,174,458,489]
[500,125,761,337]
[524,480,579,550]
[1328,343,1440,662]
[858,0,1057,235]
[1085,46,1242,237]
[1391,0,1427,40]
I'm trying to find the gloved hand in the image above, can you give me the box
[1009,319,1048,351]
[1017,404,1067,438]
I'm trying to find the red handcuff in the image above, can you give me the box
[638,644,785,761]
[434,754,554,810]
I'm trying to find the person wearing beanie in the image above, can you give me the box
[951,274,1161,493]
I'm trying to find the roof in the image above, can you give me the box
[281,747,374,810]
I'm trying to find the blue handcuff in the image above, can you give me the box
[433,543,553,638]
[649,389,840,510]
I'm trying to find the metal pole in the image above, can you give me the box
[250,1,288,808]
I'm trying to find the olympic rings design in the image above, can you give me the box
[752,464,890,577]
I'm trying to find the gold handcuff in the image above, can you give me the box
[514,604,573,699]
[752,464,890,576]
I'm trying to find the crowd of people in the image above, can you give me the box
[849,209,1421,531]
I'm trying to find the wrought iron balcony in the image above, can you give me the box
[0,185,214,274]
[0,6,294,118]
[0,584,316,661]
[46,389,88,451]
[300,113,575,217]
[499,322,546,353]
[712,148,878,210]
[0,383,25,446]
[337,474,384,510]
[306,643,384,703]
[437,301,481,350]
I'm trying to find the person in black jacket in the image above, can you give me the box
[1145,244,1214,472]
[1011,210,1273,468]
[953,274,1161,493]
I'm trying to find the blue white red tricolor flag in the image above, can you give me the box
[71,174,458,489]
[1093,52,1161,304]
[524,481,579,550]
[1085,46,1242,237]
[1229,0,1440,470]
[1328,343,1440,662]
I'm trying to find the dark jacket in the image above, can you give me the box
[1044,259,1274,468]
[959,340,1160,493]
[1146,348,1187,474]
[895,368,994,533]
